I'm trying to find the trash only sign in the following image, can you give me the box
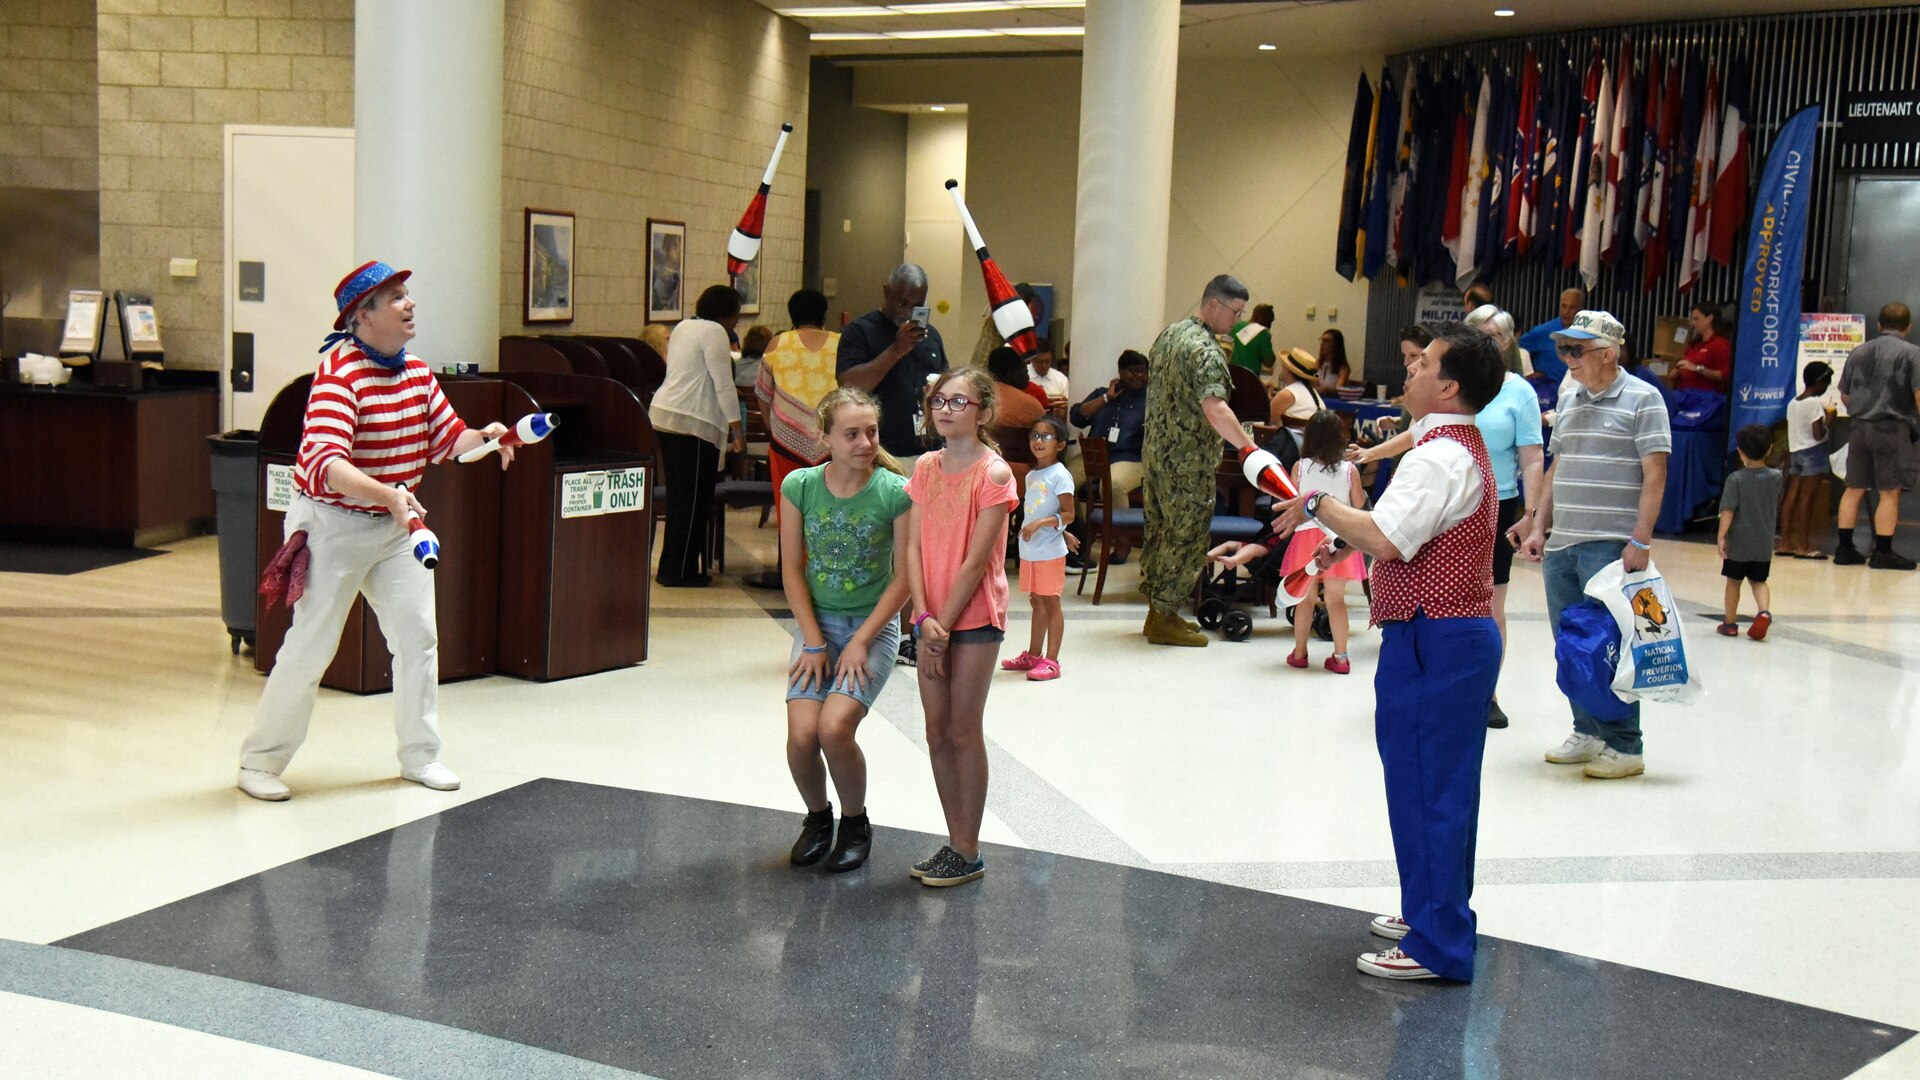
[561,467,646,519]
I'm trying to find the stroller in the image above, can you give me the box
[1193,545,1285,643]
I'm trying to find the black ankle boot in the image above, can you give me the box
[790,806,834,866]
[824,813,871,873]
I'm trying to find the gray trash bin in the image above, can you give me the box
[208,431,260,654]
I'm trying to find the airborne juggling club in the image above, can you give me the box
[727,122,793,277]
[944,178,1040,361]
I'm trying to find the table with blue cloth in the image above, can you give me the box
[1656,388,1729,534]
[1327,399,1403,425]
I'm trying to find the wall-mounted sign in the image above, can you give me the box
[1839,91,1920,146]
[561,467,646,519]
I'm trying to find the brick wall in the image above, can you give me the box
[0,0,98,191]
[94,0,352,370]
[498,0,811,335]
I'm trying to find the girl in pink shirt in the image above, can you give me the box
[904,367,1018,888]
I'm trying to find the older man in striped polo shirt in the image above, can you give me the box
[1511,310,1670,780]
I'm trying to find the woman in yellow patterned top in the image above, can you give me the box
[755,289,843,519]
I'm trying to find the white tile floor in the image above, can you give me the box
[2,513,1917,1074]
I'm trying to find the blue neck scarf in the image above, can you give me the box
[318,331,408,370]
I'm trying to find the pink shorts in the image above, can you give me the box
[1279,526,1366,581]
[1018,556,1067,597]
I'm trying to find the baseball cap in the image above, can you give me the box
[1551,310,1625,346]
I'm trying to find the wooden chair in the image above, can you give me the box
[711,389,776,571]
[1074,437,1145,605]
[1227,364,1271,424]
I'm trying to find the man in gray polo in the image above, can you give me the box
[1512,310,1670,780]
[1833,302,1920,571]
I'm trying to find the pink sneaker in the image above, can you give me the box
[1001,650,1040,671]
[1324,654,1351,675]
[1027,657,1061,681]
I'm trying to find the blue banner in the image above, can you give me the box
[1730,105,1820,445]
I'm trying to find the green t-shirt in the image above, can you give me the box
[781,464,912,615]
[1229,320,1274,375]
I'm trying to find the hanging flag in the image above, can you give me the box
[1642,56,1681,289]
[727,122,793,276]
[1708,52,1752,266]
[1729,105,1821,445]
[1679,59,1720,292]
[1456,70,1493,289]
[1363,65,1399,279]
[1387,61,1417,272]
[1632,48,1663,252]
[1599,42,1633,263]
[1562,50,1602,270]
[1537,54,1571,265]
[1670,52,1706,255]
[1577,56,1613,290]
[1355,69,1385,276]
[1334,72,1374,282]
[1441,71,1473,279]
[1415,65,1458,286]
[1507,50,1540,255]
[1609,40,1642,261]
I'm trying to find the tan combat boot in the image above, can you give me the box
[1144,607,1208,647]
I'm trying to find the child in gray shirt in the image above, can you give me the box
[1718,424,1785,640]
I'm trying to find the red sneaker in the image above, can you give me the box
[1286,651,1310,669]
[1747,610,1771,641]
[1000,650,1040,671]
[1324,654,1351,675]
[1026,658,1061,681]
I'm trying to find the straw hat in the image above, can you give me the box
[1280,347,1319,381]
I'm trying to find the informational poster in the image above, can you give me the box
[1415,284,1467,326]
[561,467,646,519]
[124,303,162,349]
[1796,313,1866,414]
[265,464,295,512]
[59,290,104,356]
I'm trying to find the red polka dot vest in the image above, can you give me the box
[1368,424,1497,626]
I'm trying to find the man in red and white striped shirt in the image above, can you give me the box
[238,261,511,802]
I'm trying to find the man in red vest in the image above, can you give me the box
[1274,321,1508,982]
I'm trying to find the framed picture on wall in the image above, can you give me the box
[647,218,686,323]
[731,258,760,317]
[524,209,574,323]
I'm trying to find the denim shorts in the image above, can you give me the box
[786,612,900,710]
[1787,445,1830,477]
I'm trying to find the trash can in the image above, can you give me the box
[209,431,260,655]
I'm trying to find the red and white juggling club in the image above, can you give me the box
[727,122,792,277]
[1279,535,1350,604]
[944,178,1040,360]
[1239,446,1300,502]
[397,493,440,570]
[457,412,558,464]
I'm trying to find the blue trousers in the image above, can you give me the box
[1544,540,1643,754]
[1376,612,1501,982]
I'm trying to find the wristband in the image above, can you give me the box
[1627,537,1651,551]
[912,612,932,635]
[800,643,828,654]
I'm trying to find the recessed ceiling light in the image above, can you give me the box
[1494,8,1516,15]
[1258,43,1277,51]
[931,105,946,111]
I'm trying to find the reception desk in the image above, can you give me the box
[0,382,218,546]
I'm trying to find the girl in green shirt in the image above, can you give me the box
[779,387,912,874]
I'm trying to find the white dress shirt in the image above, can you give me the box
[1369,412,1486,560]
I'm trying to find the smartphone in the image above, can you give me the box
[910,305,930,328]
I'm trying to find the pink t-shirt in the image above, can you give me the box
[906,449,1019,632]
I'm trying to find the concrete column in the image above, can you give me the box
[354,0,504,369]
[1067,0,1178,396]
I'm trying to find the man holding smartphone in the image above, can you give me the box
[836,262,949,471]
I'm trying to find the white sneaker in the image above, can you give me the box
[1369,915,1409,941]
[400,761,461,790]
[1582,746,1646,779]
[237,768,290,801]
[1545,732,1605,764]
[1356,947,1436,980]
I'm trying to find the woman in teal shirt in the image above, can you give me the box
[779,387,913,874]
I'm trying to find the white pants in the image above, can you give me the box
[240,497,441,774]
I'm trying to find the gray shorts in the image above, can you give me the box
[1844,418,1920,492]
[786,612,901,711]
